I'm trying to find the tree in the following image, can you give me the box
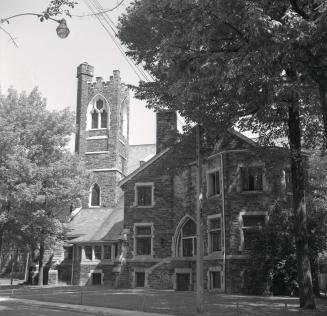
[0,87,90,285]
[117,0,327,308]
[244,192,327,297]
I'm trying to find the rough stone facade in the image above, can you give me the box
[120,120,292,293]
[76,62,129,208]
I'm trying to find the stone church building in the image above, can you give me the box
[57,63,155,286]
[58,63,292,292]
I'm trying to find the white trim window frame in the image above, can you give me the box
[207,214,222,254]
[133,182,155,207]
[206,168,221,197]
[239,211,267,251]
[133,223,154,258]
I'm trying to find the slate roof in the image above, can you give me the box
[66,197,124,243]
[65,144,156,244]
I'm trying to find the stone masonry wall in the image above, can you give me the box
[75,63,129,208]
[122,132,292,292]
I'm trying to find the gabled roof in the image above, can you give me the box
[120,129,263,187]
[228,129,258,147]
[119,147,170,186]
[65,197,124,243]
[127,144,156,174]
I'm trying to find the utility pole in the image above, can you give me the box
[196,125,204,314]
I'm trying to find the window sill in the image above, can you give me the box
[133,204,155,209]
[88,128,108,131]
[80,259,114,264]
[207,193,221,199]
[133,255,153,259]
[240,190,264,194]
[89,206,101,208]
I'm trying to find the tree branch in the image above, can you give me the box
[0,26,18,48]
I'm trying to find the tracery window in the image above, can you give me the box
[88,97,109,130]
[177,219,197,257]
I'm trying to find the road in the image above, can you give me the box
[0,299,98,316]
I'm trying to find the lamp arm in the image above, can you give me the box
[1,13,61,24]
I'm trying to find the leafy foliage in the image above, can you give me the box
[118,0,327,146]
[118,1,327,307]
[243,154,327,296]
[0,87,90,262]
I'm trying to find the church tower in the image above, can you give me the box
[75,62,129,208]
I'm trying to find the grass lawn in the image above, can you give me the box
[3,287,327,316]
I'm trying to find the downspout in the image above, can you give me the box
[220,153,226,292]
[70,245,75,285]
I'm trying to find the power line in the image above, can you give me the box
[90,0,153,82]
[82,0,146,81]
[72,0,125,17]
[87,0,154,82]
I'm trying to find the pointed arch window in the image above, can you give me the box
[101,109,108,128]
[91,111,99,129]
[90,184,100,207]
[87,97,109,130]
[176,218,197,257]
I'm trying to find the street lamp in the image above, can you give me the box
[56,19,70,39]
[0,13,70,39]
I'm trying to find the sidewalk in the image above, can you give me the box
[2,297,175,316]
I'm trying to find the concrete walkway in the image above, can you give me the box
[1,297,175,316]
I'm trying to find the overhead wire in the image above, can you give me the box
[82,0,153,82]
[90,0,154,82]
[82,0,146,81]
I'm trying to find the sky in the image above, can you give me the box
[0,0,156,145]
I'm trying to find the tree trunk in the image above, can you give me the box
[319,83,327,150]
[0,226,4,272]
[288,103,315,309]
[311,256,321,297]
[38,242,44,286]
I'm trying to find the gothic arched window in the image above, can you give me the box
[90,184,100,207]
[91,111,98,129]
[176,218,197,257]
[87,97,109,130]
[101,109,108,128]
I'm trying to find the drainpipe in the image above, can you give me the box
[220,153,226,292]
[71,245,75,285]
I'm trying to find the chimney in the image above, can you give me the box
[156,111,177,153]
